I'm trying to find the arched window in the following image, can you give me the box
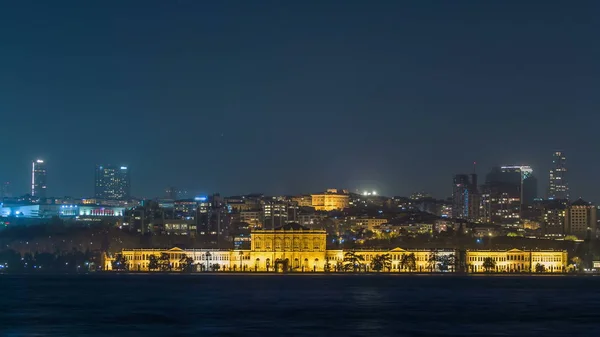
[313,238,320,250]
[284,238,291,249]
[294,258,299,268]
[293,238,300,249]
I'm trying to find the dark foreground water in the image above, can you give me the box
[0,274,599,336]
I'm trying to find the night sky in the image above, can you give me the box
[1,1,599,200]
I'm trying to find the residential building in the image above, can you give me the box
[291,195,313,208]
[541,200,566,236]
[565,198,596,238]
[240,210,262,229]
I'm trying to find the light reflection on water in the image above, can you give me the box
[0,274,599,336]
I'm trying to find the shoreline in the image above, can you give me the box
[1,271,597,276]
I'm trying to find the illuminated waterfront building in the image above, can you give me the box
[105,224,569,274]
[466,249,567,273]
[548,151,568,200]
[311,189,349,211]
[31,159,47,198]
[95,165,131,200]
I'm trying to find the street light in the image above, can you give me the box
[205,251,211,272]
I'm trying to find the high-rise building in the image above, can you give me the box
[481,167,521,226]
[452,173,479,221]
[548,151,568,200]
[95,165,131,200]
[500,166,537,205]
[565,198,596,239]
[31,159,47,198]
[540,200,566,236]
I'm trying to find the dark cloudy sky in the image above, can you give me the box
[1,0,599,201]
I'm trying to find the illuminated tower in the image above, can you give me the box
[548,151,568,200]
[31,159,47,198]
[95,164,131,200]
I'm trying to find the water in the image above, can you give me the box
[0,274,598,336]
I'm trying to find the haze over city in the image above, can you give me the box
[1,1,599,200]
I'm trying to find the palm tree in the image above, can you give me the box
[569,257,583,273]
[535,263,546,273]
[437,254,455,272]
[111,253,128,271]
[482,257,496,272]
[148,255,159,271]
[399,253,417,272]
[371,254,392,272]
[158,252,171,272]
[343,251,365,272]
[179,254,195,272]
[427,250,439,272]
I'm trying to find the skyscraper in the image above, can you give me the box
[481,167,521,226]
[500,165,537,205]
[548,151,568,200]
[452,173,479,221]
[31,159,47,198]
[95,165,131,200]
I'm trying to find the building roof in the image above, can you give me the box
[571,198,590,207]
[274,222,310,230]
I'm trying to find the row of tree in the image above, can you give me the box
[332,251,456,272]
[112,253,222,272]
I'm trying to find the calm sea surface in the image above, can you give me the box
[0,274,598,336]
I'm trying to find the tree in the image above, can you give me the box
[343,251,365,272]
[535,263,546,273]
[569,257,583,273]
[179,255,195,272]
[158,253,171,271]
[112,253,128,271]
[371,254,392,272]
[427,250,439,272]
[148,255,159,271]
[437,254,455,272]
[482,257,496,272]
[324,257,332,272]
[400,253,417,272]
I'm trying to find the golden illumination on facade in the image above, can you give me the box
[311,189,349,211]
[466,249,567,273]
[104,227,568,274]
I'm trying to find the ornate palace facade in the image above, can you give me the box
[105,223,569,273]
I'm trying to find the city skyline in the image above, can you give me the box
[1,2,599,201]
[0,151,582,203]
